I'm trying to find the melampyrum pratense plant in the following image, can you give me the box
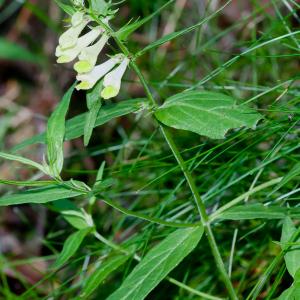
[1,0,300,299]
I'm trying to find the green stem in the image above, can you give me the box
[111,35,238,300]
[92,14,238,300]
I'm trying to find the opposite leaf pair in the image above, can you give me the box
[56,11,129,99]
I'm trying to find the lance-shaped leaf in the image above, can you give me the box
[155,91,262,139]
[46,84,74,177]
[0,183,84,206]
[106,226,203,300]
[81,253,131,298]
[53,228,91,269]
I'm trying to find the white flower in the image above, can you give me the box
[101,57,129,99]
[58,13,90,50]
[76,54,124,90]
[56,26,103,63]
[71,11,85,27]
[74,33,109,73]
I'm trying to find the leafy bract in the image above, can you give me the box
[155,91,262,139]
[281,217,300,278]
[13,98,146,151]
[106,226,203,300]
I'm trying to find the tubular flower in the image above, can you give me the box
[56,26,103,63]
[76,54,124,90]
[101,57,130,99]
[58,12,90,50]
[74,33,110,73]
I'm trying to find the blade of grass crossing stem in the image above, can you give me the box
[106,226,204,300]
[46,84,75,178]
[53,227,91,269]
[84,80,103,146]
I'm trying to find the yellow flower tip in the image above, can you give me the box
[74,60,93,73]
[57,55,71,63]
[101,86,119,100]
[75,81,93,90]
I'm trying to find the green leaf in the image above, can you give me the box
[81,253,130,298]
[84,80,103,146]
[281,217,300,278]
[46,84,74,177]
[53,228,91,269]
[52,199,91,230]
[106,226,204,300]
[155,91,262,139]
[116,0,173,41]
[0,38,43,64]
[215,204,300,221]
[0,184,84,206]
[13,98,146,152]
[53,0,75,15]
[0,152,47,174]
[90,0,109,15]
[278,268,300,299]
